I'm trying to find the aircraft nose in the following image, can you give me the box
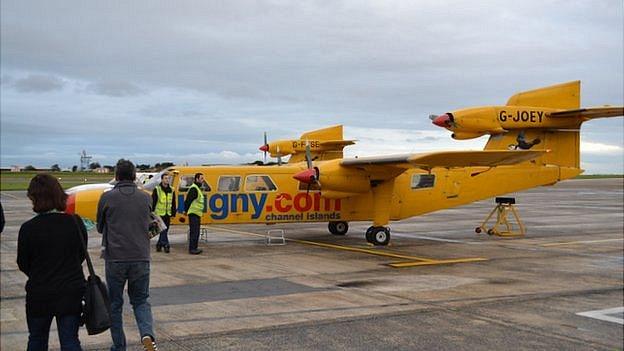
[66,193,76,214]
[259,144,269,152]
[432,114,452,128]
[293,168,316,184]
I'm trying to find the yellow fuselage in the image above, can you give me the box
[70,162,567,226]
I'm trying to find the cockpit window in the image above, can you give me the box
[178,175,211,192]
[411,174,435,189]
[217,176,241,192]
[244,175,277,192]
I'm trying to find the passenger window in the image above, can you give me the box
[245,175,277,192]
[218,176,241,192]
[178,175,211,192]
[411,174,435,189]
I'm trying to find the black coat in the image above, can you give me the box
[17,213,87,317]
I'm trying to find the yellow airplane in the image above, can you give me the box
[66,81,623,245]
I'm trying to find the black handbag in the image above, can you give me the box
[73,215,112,335]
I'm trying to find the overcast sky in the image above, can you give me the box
[1,0,623,173]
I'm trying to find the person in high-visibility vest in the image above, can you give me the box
[151,172,176,253]
[183,173,205,255]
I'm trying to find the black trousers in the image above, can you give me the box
[188,214,200,251]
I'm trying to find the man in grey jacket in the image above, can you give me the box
[97,159,157,351]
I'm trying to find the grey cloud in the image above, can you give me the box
[12,74,65,92]
[85,80,144,97]
[0,1,622,172]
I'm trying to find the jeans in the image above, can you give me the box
[105,261,155,351]
[188,214,200,251]
[157,215,171,247]
[27,313,82,351]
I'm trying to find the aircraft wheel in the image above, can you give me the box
[366,226,390,246]
[329,221,349,235]
[365,227,375,243]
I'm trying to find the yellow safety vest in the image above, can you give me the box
[187,183,205,216]
[155,185,173,216]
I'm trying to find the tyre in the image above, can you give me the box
[367,227,390,246]
[329,221,348,235]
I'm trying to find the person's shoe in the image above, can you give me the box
[164,245,170,254]
[141,335,158,351]
[189,248,203,255]
[156,244,162,252]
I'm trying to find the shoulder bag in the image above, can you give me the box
[73,215,112,335]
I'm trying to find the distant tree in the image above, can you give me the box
[154,162,174,171]
[71,165,78,172]
[50,164,61,172]
[89,162,101,170]
[24,165,36,171]
[136,164,151,171]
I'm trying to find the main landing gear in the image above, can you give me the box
[328,221,349,235]
[366,226,391,246]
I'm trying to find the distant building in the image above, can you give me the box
[93,167,110,173]
[10,165,23,172]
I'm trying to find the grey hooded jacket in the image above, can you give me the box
[96,181,151,262]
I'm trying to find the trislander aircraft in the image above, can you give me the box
[66,81,623,245]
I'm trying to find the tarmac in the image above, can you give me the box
[1,178,622,350]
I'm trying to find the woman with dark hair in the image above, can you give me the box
[18,174,87,351]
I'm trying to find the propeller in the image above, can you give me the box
[259,132,269,164]
[293,143,320,193]
[277,145,282,166]
[431,113,455,128]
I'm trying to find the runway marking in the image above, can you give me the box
[0,192,19,199]
[576,307,624,325]
[541,238,624,247]
[388,257,488,268]
[405,235,469,243]
[211,225,487,268]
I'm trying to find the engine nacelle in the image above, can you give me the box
[451,132,486,140]
[294,159,371,194]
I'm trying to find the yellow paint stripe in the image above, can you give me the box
[289,238,436,261]
[541,238,624,247]
[212,225,487,268]
[388,257,488,268]
[212,225,435,261]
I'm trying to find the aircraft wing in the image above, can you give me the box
[341,150,547,170]
[548,107,624,120]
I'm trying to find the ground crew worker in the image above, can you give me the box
[151,172,176,253]
[184,173,204,255]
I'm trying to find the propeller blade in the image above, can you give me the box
[263,132,267,163]
[305,142,313,169]
[277,145,282,166]
[429,114,438,121]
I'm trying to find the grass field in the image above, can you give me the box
[0,171,113,191]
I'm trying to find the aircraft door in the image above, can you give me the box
[443,168,465,199]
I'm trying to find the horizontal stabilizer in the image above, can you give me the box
[342,150,547,170]
[548,107,624,120]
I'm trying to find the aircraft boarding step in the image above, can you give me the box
[266,229,286,246]
[200,227,209,243]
